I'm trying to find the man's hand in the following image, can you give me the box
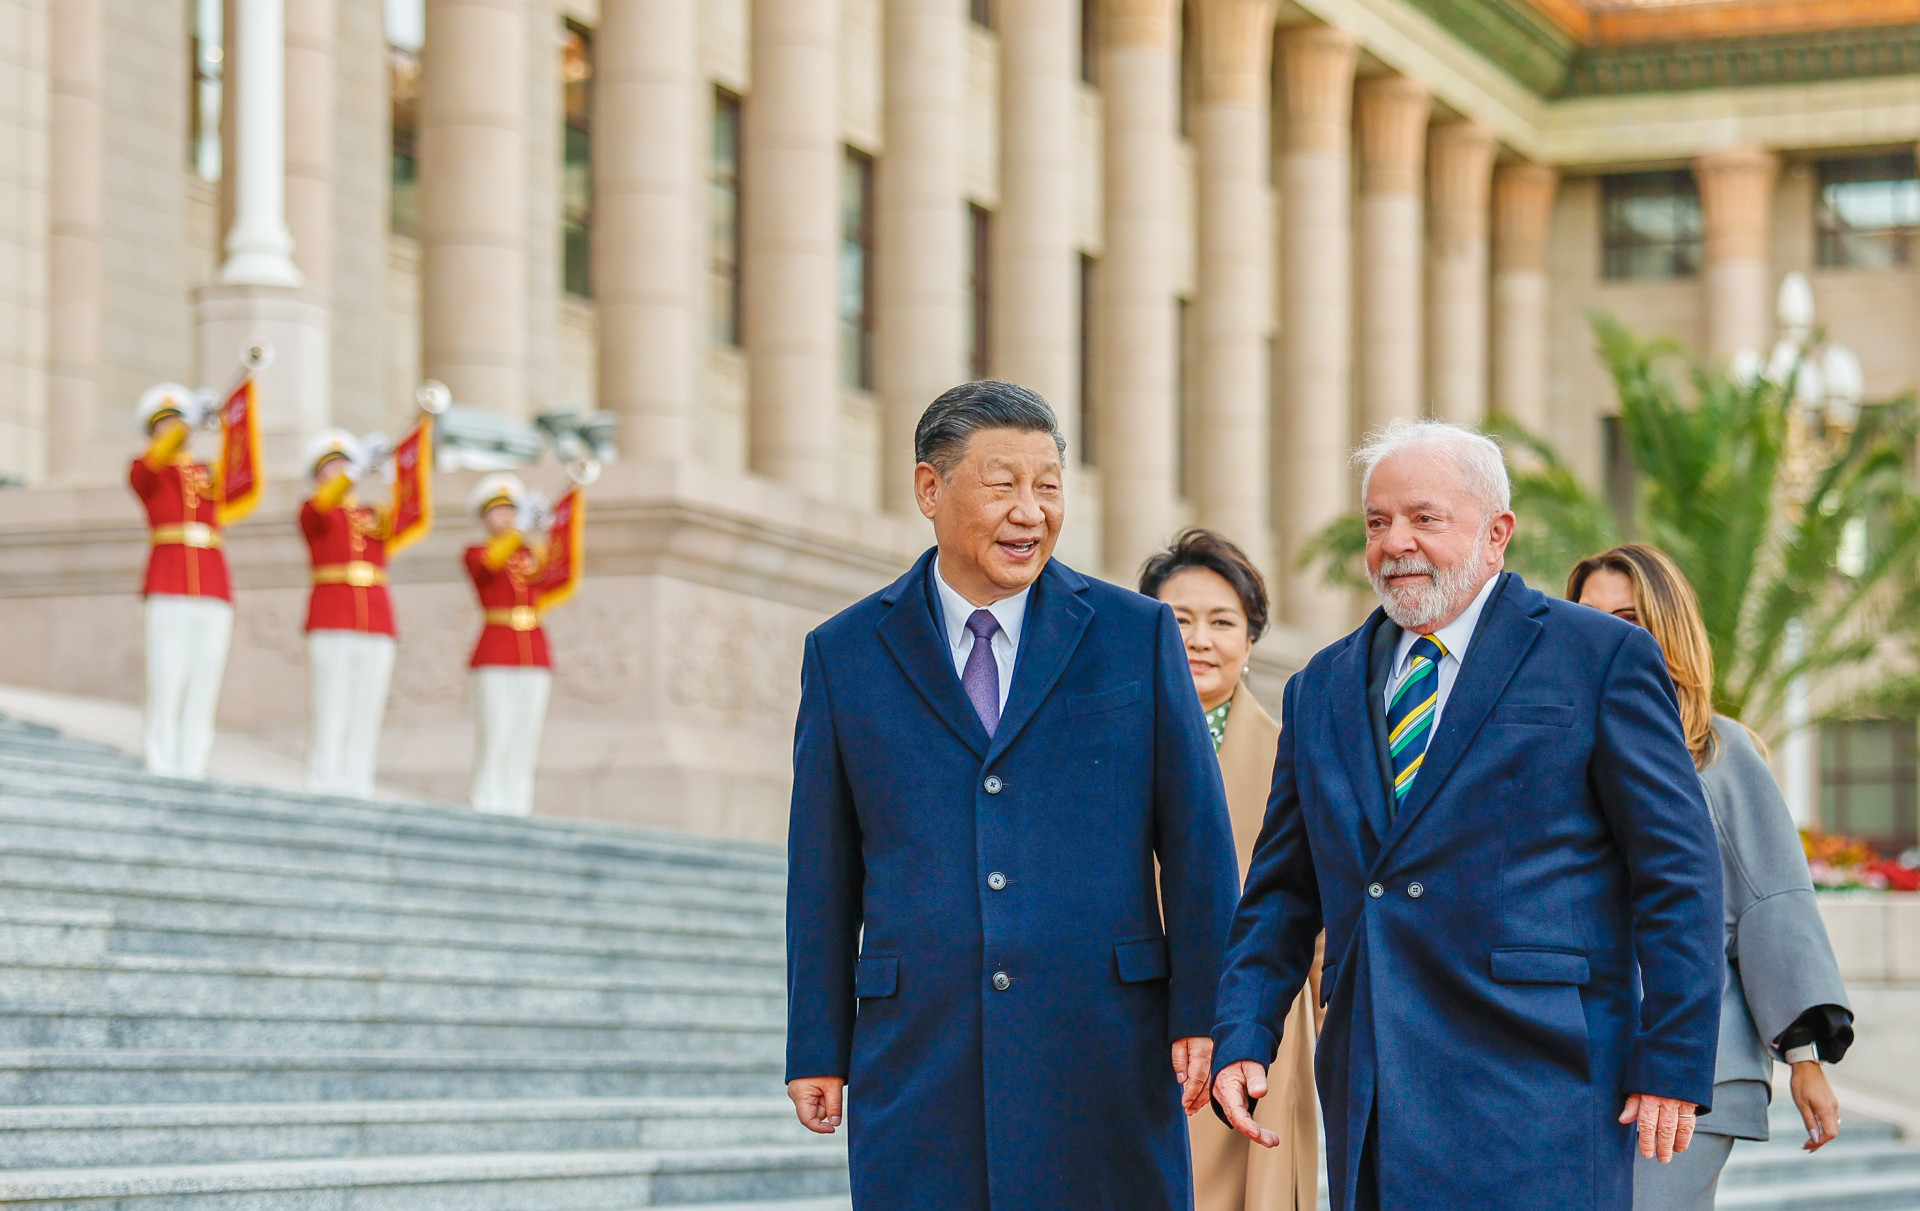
[1618,1093,1698,1162]
[788,1076,845,1135]
[1790,1061,1840,1152]
[1171,1037,1215,1116]
[1212,1059,1279,1148]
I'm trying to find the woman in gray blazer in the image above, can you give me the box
[1571,544,1854,1211]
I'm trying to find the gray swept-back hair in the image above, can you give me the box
[1353,419,1511,516]
[915,381,1066,477]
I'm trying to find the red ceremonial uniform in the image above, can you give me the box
[129,456,232,601]
[301,500,396,636]
[465,544,551,668]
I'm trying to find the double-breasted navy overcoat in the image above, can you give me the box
[786,550,1240,1209]
[1212,574,1724,1211]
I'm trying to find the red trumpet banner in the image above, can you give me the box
[537,487,585,610]
[387,415,435,555]
[216,378,263,525]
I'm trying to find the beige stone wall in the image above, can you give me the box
[331,0,393,431]
[0,0,47,485]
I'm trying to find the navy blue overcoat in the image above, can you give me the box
[1212,574,1724,1211]
[786,549,1240,1209]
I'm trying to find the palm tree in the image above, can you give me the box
[1303,314,1920,747]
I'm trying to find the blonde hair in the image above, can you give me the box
[1567,544,1719,770]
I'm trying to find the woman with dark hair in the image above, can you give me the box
[1569,544,1853,1211]
[1140,530,1321,1211]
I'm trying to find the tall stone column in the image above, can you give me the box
[1096,0,1179,579]
[1354,74,1428,436]
[1694,146,1778,362]
[993,0,1077,452]
[745,0,841,496]
[419,0,526,417]
[1191,0,1275,572]
[877,0,966,513]
[47,0,105,479]
[1490,161,1556,434]
[197,0,331,469]
[1275,24,1357,637]
[595,0,699,461]
[285,0,335,292]
[1425,121,1496,428]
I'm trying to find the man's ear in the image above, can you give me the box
[1486,509,1517,557]
[914,463,942,521]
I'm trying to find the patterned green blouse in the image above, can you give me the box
[1205,698,1232,753]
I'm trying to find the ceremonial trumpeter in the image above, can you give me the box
[299,431,398,796]
[129,383,234,778]
[463,472,583,815]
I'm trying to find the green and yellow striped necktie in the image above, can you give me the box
[1386,634,1448,807]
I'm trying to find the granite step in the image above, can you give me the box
[0,1098,809,1169]
[0,1050,786,1106]
[0,809,787,919]
[0,1144,849,1209]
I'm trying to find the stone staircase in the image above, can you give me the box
[1716,1101,1920,1209]
[0,713,850,1209]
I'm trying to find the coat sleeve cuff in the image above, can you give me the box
[1625,1043,1716,1115]
[1210,1021,1279,1075]
[784,1037,852,1085]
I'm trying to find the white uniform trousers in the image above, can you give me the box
[471,666,551,816]
[142,595,234,779]
[305,630,396,797]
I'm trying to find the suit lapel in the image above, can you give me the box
[986,560,1092,763]
[876,549,990,760]
[1373,574,1543,869]
[1334,617,1392,855]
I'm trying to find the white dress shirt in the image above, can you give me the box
[933,559,1029,713]
[1385,572,1501,736]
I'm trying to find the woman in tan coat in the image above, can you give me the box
[1141,530,1322,1211]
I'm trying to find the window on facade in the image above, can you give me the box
[561,22,594,298]
[387,0,425,236]
[1816,155,1920,272]
[1600,171,1701,281]
[1078,252,1096,466]
[711,89,745,347]
[841,149,877,391]
[188,0,222,182]
[969,204,992,381]
[971,0,994,29]
[1821,719,1919,852]
[1080,0,1098,85]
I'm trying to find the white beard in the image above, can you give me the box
[1369,535,1490,632]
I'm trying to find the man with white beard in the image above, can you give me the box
[1209,419,1724,1211]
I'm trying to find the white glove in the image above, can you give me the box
[352,433,395,484]
[185,390,220,430]
[516,490,552,536]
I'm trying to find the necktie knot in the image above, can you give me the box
[966,609,1000,642]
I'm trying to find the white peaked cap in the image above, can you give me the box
[303,428,362,475]
[470,472,528,518]
[136,383,196,431]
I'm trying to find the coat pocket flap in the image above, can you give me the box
[1114,936,1171,983]
[1490,948,1590,986]
[854,955,899,999]
[1065,680,1145,717]
[1492,702,1575,728]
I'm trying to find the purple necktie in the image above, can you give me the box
[962,608,1002,737]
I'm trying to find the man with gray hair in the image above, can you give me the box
[1210,419,1724,1210]
[785,380,1239,1208]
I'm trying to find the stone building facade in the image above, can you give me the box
[1,0,1918,845]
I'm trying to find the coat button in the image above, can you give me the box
[987,871,1007,891]
[984,776,1004,795]
[1367,882,1384,899]
[1407,882,1425,899]
[992,971,1011,991]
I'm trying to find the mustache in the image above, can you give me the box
[1377,555,1439,580]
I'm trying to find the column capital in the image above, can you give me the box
[1693,145,1779,266]
[1102,0,1176,49]
[1277,24,1359,154]
[1427,121,1498,248]
[1354,75,1429,196]
[1194,0,1277,107]
[1492,161,1557,273]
